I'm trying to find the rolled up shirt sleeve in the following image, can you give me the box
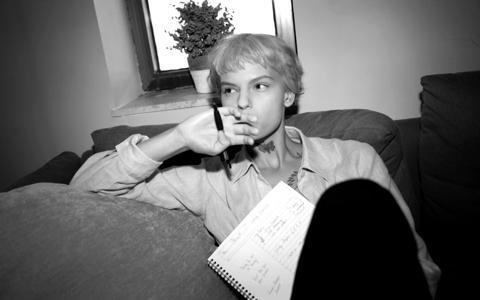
[70,134,185,210]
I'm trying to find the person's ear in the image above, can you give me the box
[283,91,295,107]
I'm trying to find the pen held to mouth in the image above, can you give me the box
[212,104,232,178]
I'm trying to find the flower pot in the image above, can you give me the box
[188,55,214,94]
[189,69,213,93]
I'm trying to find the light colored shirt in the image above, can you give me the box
[70,126,440,295]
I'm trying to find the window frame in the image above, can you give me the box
[125,0,297,92]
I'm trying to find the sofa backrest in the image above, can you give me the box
[90,109,418,222]
[418,70,480,276]
[420,71,480,222]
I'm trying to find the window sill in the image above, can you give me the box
[111,87,216,117]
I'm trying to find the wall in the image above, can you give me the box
[0,0,112,188]
[294,0,480,118]
[94,0,480,120]
[1,0,479,188]
[96,0,480,120]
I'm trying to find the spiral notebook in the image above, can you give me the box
[207,181,315,300]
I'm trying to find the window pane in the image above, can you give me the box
[148,0,276,71]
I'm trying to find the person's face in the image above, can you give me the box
[220,63,294,141]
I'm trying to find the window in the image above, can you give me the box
[126,0,297,92]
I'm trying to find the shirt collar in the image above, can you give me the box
[285,127,332,179]
[229,126,330,182]
[230,146,257,183]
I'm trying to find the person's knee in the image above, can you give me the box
[318,179,393,213]
[315,179,411,241]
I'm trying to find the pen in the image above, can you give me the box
[212,104,232,174]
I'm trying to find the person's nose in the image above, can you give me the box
[237,90,251,110]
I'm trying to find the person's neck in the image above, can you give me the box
[250,128,301,170]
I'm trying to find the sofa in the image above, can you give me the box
[1,70,478,299]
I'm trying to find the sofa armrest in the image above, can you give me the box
[0,183,236,299]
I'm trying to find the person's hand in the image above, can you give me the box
[176,106,258,156]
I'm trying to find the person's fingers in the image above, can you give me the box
[228,134,255,146]
[219,106,241,118]
[235,113,258,124]
[214,128,255,152]
[210,106,258,150]
[218,107,257,124]
[217,130,229,146]
[232,123,259,136]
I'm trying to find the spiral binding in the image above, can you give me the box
[208,258,258,300]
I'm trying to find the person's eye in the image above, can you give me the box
[222,87,236,95]
[255,83,269,91]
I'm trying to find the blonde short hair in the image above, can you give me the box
[209,34,304,99]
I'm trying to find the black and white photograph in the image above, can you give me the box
[1,1,479,299]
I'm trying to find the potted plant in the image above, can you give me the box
[169,0,234,93]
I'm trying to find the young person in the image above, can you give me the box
[71,33,440,297]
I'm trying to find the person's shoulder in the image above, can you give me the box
[306,135,375,154]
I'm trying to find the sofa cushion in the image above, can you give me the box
[0,183,237,299]
[419,70,480,298]
[2,151,82,192]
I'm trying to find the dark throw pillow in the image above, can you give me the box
[3,151,82,192]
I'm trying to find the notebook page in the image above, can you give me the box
[208,181,314,300]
